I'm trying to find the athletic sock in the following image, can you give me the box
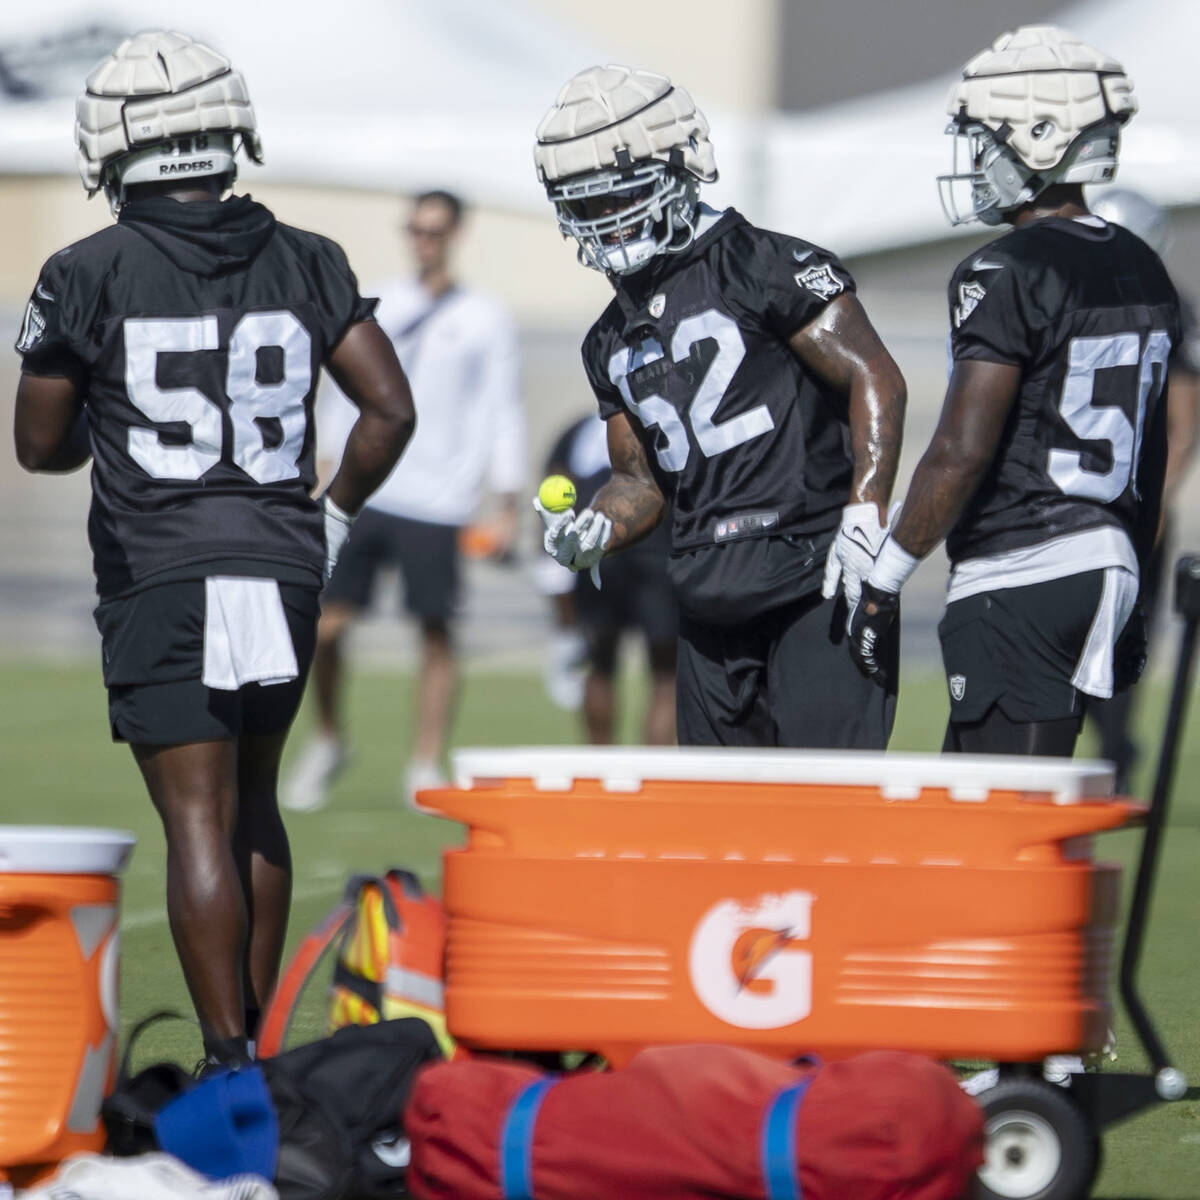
[244,1005,262,1044]
[201,1031,252,1068]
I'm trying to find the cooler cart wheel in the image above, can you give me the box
[975,1078,1096,1200]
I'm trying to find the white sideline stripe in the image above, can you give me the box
[121,880,341,931]
[120,856,440,931]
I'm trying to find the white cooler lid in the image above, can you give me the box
[451,747,1115,805]
[0,826,136,874]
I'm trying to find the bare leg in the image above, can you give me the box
[134,739,247,1052]
[311,602,357,739]
[412,618,457,765]
[643,639,678,746]
[582,628,618,744]
[583,670,616,744]
[234,730,292,1037]
[644,673,677,745]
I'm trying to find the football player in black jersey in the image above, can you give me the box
[532,66,907,748]
[13,32,414,1066]
[1085,188,1200,787]
[849,26,1180,759]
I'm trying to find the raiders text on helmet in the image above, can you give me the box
[75,30,264,214]
[938,25,1136,226]
[534,65,717,275]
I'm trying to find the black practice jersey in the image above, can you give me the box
[15,194,374,597]
[582,208,856,554]
[946,216,1180,567]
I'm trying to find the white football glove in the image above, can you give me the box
[821,502,889,613]
[533,498,612,581]
[321,493,355,582]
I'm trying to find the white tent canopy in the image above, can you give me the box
[763,0,1200,254]
[1,0,1195,253]
[0,0,627,211]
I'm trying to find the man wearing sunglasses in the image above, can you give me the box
[286,190,526,810]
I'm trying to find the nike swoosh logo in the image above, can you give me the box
[35,282,54,301]
[971,258,1005,271]
[792,247,814,263]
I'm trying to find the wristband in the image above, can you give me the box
[868,535,920,594]
[322,493,355,528]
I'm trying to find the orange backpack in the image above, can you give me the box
[258,868,456,1059]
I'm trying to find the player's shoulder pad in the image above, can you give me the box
[270,221,351,270]
[42,224,131,281]
[949,233,1027,329]
[583,296,622,348]
[754,222,853,291]
[580,300,624,382]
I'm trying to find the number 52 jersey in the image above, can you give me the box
[14,194,375,597]
[946,215,1180,571]
[581,208,857,554]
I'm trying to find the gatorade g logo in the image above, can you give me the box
[688,891,814,1029]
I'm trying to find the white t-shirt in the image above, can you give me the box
[318,278,525,525]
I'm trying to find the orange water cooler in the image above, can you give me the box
[0,826,135,1191]
[419,748,1136,1068]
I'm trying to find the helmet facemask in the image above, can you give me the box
[938,117,1123,227]
[938,121,1038,226]
[548,160,699,275]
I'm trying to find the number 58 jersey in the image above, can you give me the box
[946,216,1181,569]
[15,195,375,597]
[581,208,857,553]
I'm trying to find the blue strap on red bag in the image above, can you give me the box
[499,1077,558,1200]
[760,1076,817,1200]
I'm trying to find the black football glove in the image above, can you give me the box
[1113,601,1148,692]
[848,581,900,680]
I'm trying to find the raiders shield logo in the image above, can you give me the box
[794,263,844,301]
[949,674,966,702]
[16,300,45,353]
[648,293,666,319]
[953,281,987,328]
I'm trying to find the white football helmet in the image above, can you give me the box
[534,65,717,275]
[938,25,1136,227]
[1089,186,1169,256]
[75,30,263,215]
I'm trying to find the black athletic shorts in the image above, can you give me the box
[323,508,459,622]
[93,580,319,745]
[576,544,677,646]
[939,571,1108,725]
[675,590,896,748]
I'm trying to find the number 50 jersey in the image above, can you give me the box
[15,195,375,597]
[946,216,1180,570]
[582,208,857,553]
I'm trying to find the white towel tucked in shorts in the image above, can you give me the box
[202,577,298,691]
[1071,565,1139,699]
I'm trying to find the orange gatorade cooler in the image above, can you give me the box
[0,826,135,1191]
[419,748,1138,1068]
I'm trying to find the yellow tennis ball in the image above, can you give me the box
[538,474,577,513]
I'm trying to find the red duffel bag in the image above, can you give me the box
[405,1044,984,1200]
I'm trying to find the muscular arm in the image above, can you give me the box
[321,320,416,514]
[589,411,667,553]
[1163,366,1200,508]
[890,358,1022,558]
[788,293,907,518]
[14,373,90,472]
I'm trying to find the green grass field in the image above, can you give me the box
[1,656,1198,1197]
